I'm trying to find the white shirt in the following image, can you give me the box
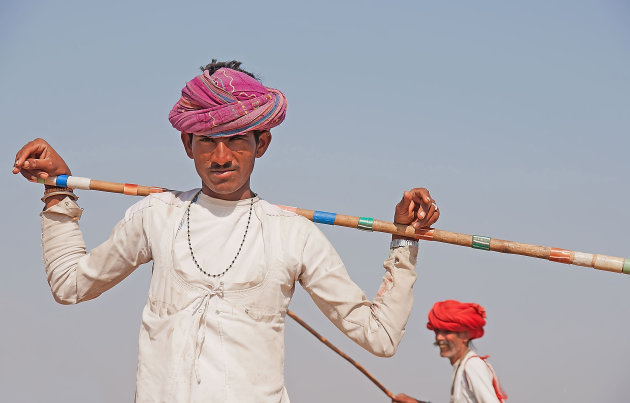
[41,190,419,402]
[450,350,503,403]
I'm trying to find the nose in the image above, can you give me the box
[212,141,233,165]
[435,330,445,340]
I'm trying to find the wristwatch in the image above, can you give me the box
[390,238,419,249]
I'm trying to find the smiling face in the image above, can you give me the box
[181,131,271,201]
[434,329,470,365]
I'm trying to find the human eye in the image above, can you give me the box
[229,136,249,147]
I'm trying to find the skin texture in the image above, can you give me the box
[12,138,72,209]
[180,131,271,201]
[392,393,423,403]
[434,329,470,365]
[392,189,439,238]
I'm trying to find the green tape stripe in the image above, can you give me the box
[37,178,45,184]
[472,235,491,250]
[357,217,374,231]
[623,259,630,275]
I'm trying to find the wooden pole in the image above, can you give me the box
[35,175,630,275]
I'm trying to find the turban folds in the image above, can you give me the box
[169,68,287,137]
[426,300,487,340]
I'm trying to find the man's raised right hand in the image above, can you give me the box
[13,138,71,182]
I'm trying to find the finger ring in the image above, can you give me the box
[431,202,437,210]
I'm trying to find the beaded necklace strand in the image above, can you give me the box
[186,191,254,279]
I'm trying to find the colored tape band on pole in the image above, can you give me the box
[56,175,69,187]
[472,235,491,250]
[623,259,630,275]
[123,183,138,196]
[66,176,91,190]
[549,248,572,264]
[417,229,435,241]
[357,217,374,231]
[312,211,337,225]
[37,178,45,184]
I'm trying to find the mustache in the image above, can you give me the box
[210,161,236,170]
[434,341,449,347]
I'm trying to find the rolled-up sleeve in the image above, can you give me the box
[298,225,418,357]
[41,197,152,304]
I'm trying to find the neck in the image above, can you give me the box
[201,181,254,201]
[450,347,470,365]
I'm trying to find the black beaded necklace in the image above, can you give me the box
[186,191,254,279]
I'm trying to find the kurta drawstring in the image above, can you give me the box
[193,282,224,384]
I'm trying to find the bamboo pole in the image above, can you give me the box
[35,175,630,275]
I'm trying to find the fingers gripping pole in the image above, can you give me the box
[35,176,630,275]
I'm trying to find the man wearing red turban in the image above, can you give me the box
[394,300,506,403]
[430,300,507,402]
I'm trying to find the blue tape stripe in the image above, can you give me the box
[312,211,337,225]
[56,175,69,187]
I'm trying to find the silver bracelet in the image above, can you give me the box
[390,238,419,249]
[41,190,78,203]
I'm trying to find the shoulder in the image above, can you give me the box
[462,354,494,379]
[256,200,316,229]
[122,189,198,222]
[256,199,334,247]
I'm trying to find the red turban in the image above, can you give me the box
[426,300,487,340]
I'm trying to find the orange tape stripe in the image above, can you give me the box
[277,205,298,213]
[549,248,572,264]
[123,183,138,196]
[417,229,435,241]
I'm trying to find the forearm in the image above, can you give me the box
[41,197,87,304]
[304,244,418,357]
[41,197,152,304]
[369,244,418,350]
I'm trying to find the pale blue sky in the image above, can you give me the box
[1,1,629,402]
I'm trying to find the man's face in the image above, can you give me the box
[434,329,470,364]
[181,131,271,201]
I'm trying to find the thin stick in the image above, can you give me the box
[36,175,630,275]
[287,310,396,399]
[287,311,429,403]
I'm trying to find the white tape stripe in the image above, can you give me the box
[572,252,593,267]
[66,176,92,190]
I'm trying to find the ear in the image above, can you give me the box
[462,331,470,345]
[181,132,194,159]
[255,131,272,158]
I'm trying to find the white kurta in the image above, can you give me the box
[450,350,503,403]
[41,190,419,402]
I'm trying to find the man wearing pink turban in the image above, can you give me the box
[14,60,442,402]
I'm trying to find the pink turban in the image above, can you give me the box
[169,68,287,137]
[426,300,487,340]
